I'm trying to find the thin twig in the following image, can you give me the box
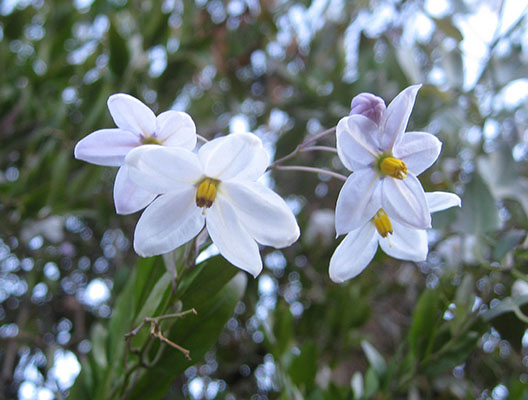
[124,309,198,363]
[272,165,347,181]
[266,126,336,171]
[155,309,198,322]
[299,145,337,154]
[150,324,192,361]
[511,267,528,283]
[302,126,337,147]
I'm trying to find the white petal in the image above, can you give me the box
[126,145,203,193]
[206,196,262,277]
[335,168,381,235]
[329,223,378,283]
[221,181,300,248]
[379,220,428,262]
[198,133,269,181]
[394,131,442,175]
[74,129,140,166]
[379,85,421,150]
[425,191,461,213]
[134,188,205,257]
[382,175,431,229]
[107,93,156,136]
[113,165,157,215]
[156,111,197,150]
[336,115,380,171]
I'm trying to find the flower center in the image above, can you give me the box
[196,178,218,210]
[373,209,393,238]
[379,156,408,179]
[141,136,162,145]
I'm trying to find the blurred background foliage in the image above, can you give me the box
[1,0,528,399]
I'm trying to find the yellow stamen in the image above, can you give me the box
[373,209,393,238]
[142,136,162,145]
[196,178,218,210]
[379,157,408,179]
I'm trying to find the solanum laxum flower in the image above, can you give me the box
[74,93,196,215]
[329,191,461,283]
[335,85,442,234]
[126,132,300,277]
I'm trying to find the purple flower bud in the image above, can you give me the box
[350,93,386,125]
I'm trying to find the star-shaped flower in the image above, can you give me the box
[125,132,300,277]
[74,93,196,214]
[335,85,442,234]
[329,191,461,282]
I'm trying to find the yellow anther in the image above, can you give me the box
[196,178,218,209]
[141,136,162,145]
[373,209,393,238]
[379,157,408,179]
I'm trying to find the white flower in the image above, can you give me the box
[335,85,442,233]
[125,132,300,277]
[74,93,196,215]
[329,191,461,283]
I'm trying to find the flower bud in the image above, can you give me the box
[350,93,386,125]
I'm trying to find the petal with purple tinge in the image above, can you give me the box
[113,165,157,215]
[107,93,156,136]
[74,129,140,167]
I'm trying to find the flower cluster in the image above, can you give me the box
[330,85,461,282]
[74,86,460,281]
[74,94,299,277]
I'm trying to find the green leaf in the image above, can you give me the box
[133,256,165,313]
[288,342,318,391]
[128,270,247,399]
[478,143,528,220]
[133,272,172,326]
[481,296,528,352]
[106,270,137,375]
[455,275,475,309]
[273,304,294,358]
[409,289,442,360]
[424,331,480,375]
[176,255,239,306]
[363,367,379,399]
[46,150,70,209]
[493,230,526,260]
[450,275,476,334]
[87,323,109,399]
[481,295,528,321]
[108,19,129,77]
[454,172,501,235]
[508,379,528,400]
[90,323,108,370]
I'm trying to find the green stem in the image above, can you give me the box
[511,302,528,324]
[266,126,336,171]
[511,267,528,283]
[272,165,347,181]
[154,309,198,322]
[299,145,337,154]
